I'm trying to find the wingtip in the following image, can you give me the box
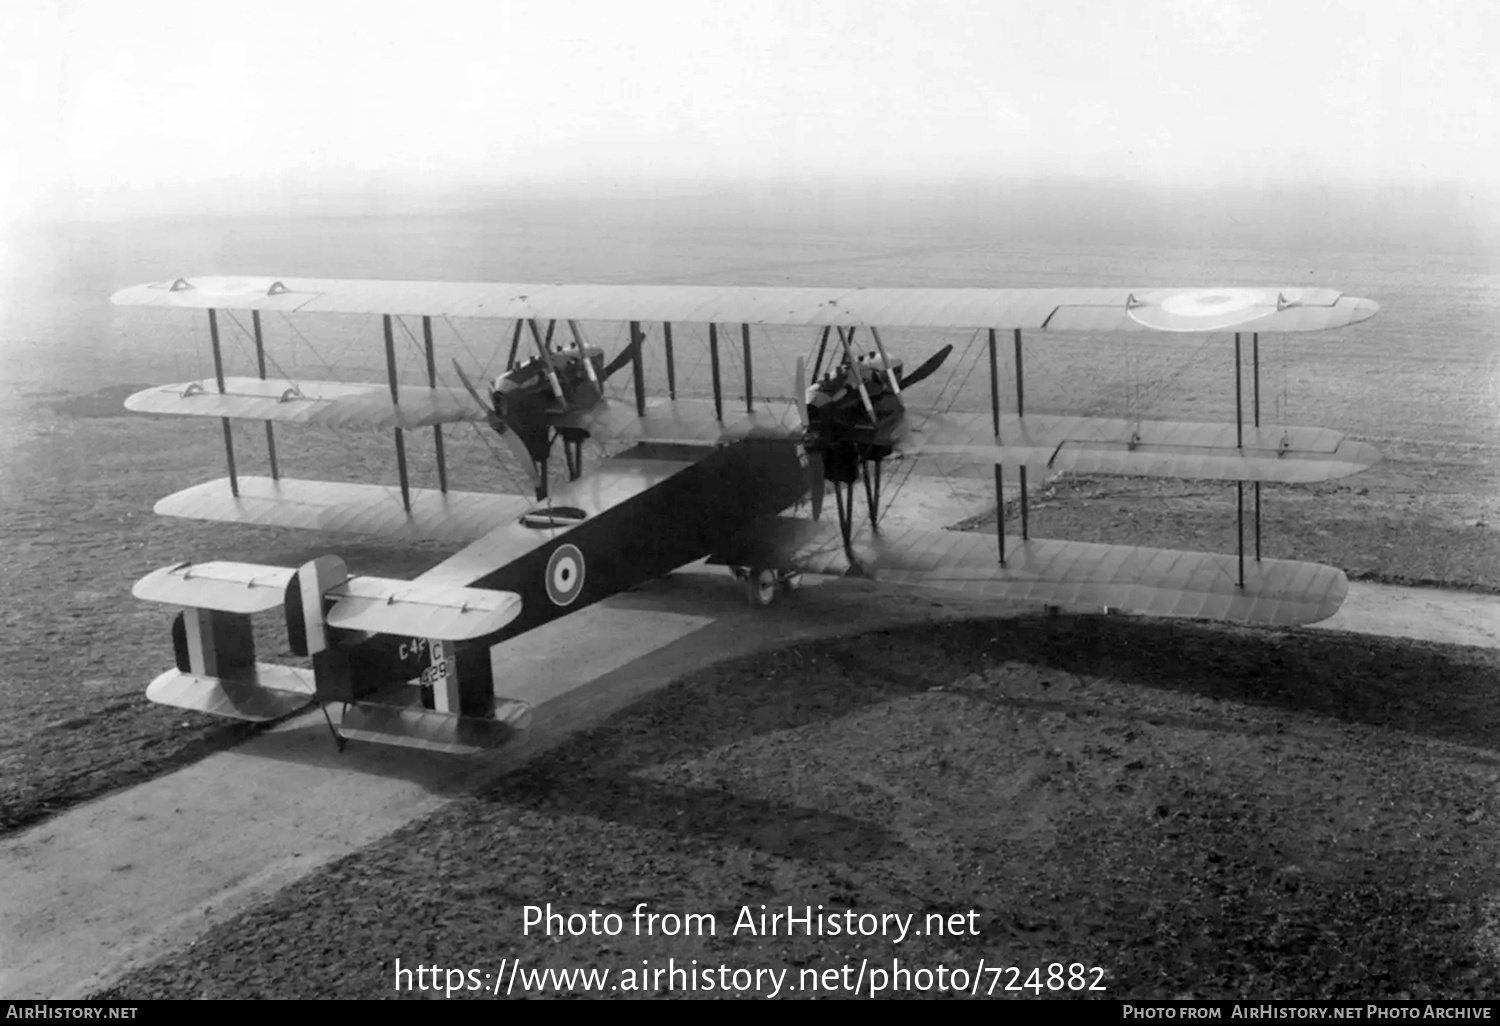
[498,590,526,629]
[109,283,152,306]
[1351,438,1383,474]
[1346,296,1380,324]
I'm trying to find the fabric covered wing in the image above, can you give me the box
[155,476,534,544]
[567,401,1380,485]
[899,411,1381,484]
[112,278,1378,334]
[125,377,482,429]
[325,578,522,639]
[146,665,316,722]
[133,560,295,613]
[716,519,1348,626]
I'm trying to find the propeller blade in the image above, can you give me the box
[501,429,545,498]
[807,450,824,521]
[833,327,879,424]
[452,359,543,495]
[526,320,567,404]
[451,359,494,416]
[568,321,600,384]
[846,359,878,424]
[898,344,953,390]
[795,356,808,428]
[601,333,645,382]
[868,326,902,395]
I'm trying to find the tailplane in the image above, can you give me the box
[132,557,527,753]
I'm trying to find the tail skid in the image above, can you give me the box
[133,557,527,753]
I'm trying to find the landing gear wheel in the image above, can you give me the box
[745,566,779,608]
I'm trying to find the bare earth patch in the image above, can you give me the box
[94,617,1500,999]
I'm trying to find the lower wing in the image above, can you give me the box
[712,518,1347,627]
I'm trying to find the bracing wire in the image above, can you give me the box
[219,311,423,511]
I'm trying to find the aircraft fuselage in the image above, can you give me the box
[346,437,807,713]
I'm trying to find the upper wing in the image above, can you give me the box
[112,278,1378,334]
[125,377,483,429]
[713,518,1348,627]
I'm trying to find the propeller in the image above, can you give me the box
[898,344,953,390]
[452,358,545,497]
[794,356,825,521]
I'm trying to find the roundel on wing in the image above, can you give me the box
[544,543,586,607]
[1128,287,1278,332]
[1159,288,1265,318]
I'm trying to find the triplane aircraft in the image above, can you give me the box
[115,277,1379,753]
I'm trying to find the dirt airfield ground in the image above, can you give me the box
[1,376,1497,1000]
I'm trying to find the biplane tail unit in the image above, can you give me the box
[115,276,1379,753]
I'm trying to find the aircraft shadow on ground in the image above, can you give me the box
[459,595,1500,864]
[224,573,941,860]
[225,566,1499,863]
[868,612,1500,756]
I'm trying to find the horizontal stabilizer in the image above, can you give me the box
[133,560,294,613]
[716,519,1349,626]
[145,664,315,722]
[326,578,522,641]
[338,699,531,754]
[125,377,479,429]
[155,476,534,544]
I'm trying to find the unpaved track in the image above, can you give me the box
[0,571,1014,998]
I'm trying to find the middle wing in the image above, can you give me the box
[132,379,1379,485]
[566,399,1380,485]
[125,376,482,430]
[154,477,534,544]
[895,410,1381,484]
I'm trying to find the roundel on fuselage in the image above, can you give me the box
[544,543,586,606]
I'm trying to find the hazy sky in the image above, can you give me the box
[3,0,1496,219]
